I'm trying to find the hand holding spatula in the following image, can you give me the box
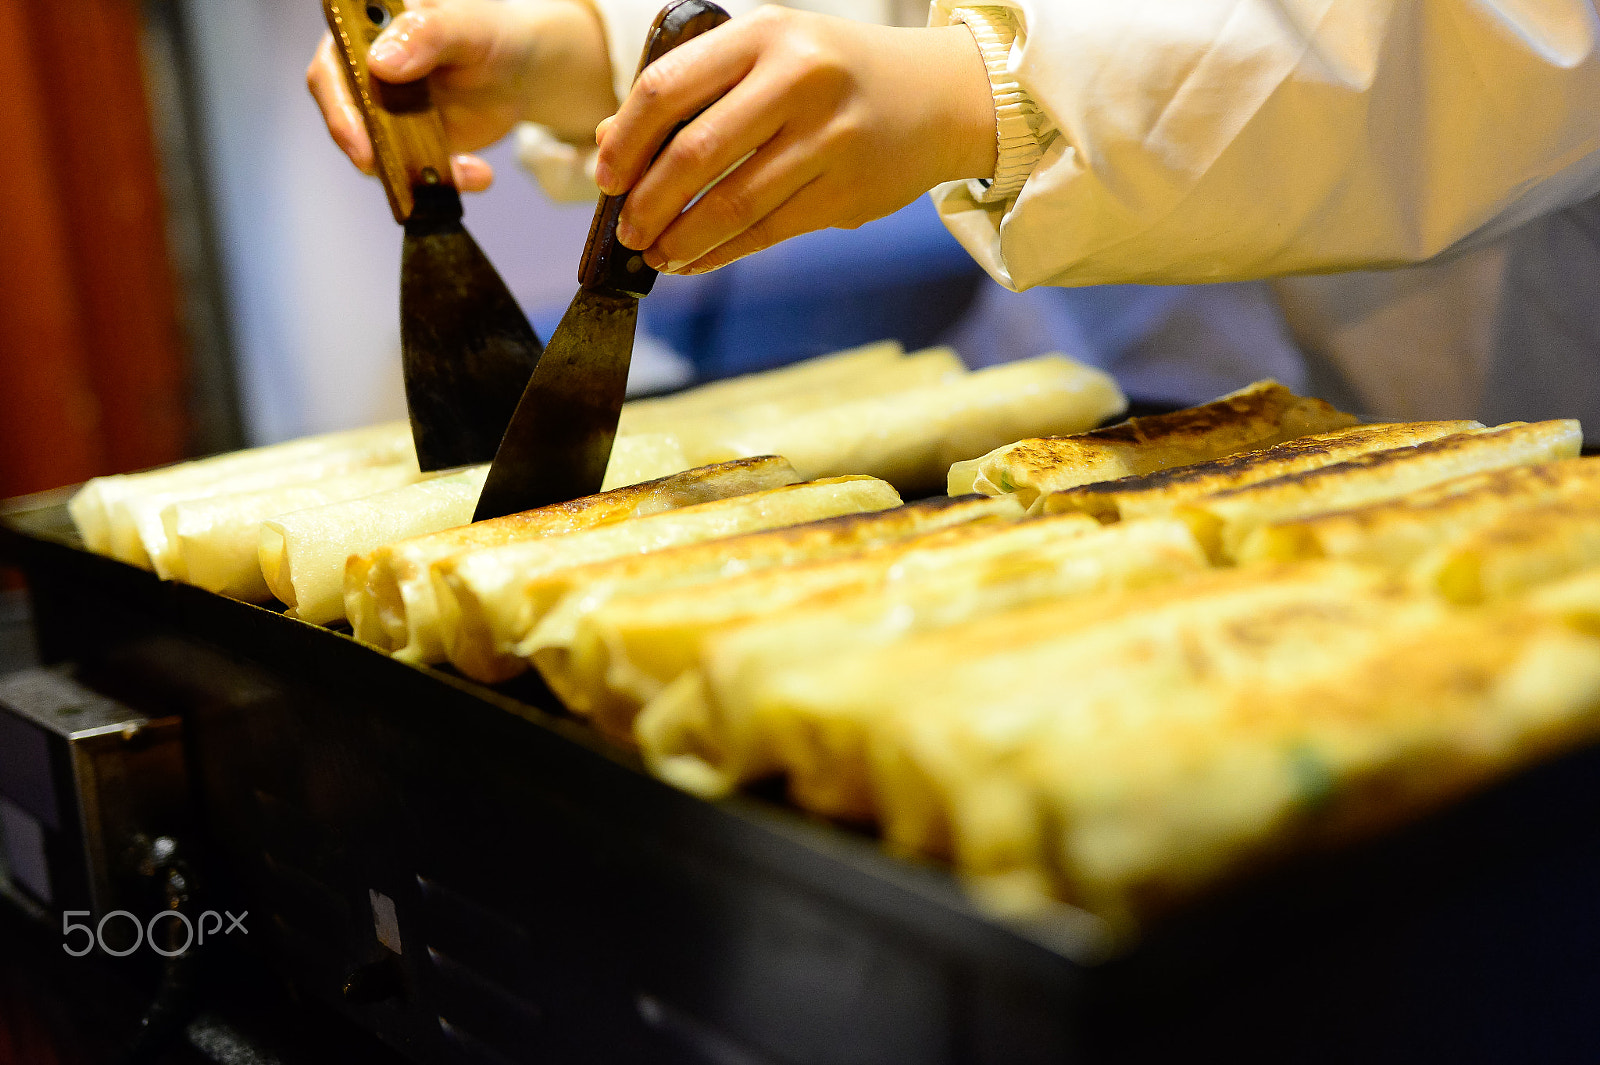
[472,1,732,521]
[322,0,544,472]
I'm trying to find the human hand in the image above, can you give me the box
[307,0,616,192]
[593,7,996,274]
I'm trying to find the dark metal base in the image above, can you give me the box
[8,491,1600,1064]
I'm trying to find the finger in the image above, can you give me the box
[594,20,760,196]
[451,153,494,192]
[307,34,376,174]
[640,126,818,269]
[367,7,490,84]
[672,177,834,275]
[615,78,789,250]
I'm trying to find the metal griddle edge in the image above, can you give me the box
[6,486,1600,1065]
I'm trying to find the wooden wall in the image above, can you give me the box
[0,0,190,501]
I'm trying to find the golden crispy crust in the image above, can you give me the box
[949,381,1359,506]
[1083,381,1322,445]
[1239,457,1600,568]
[1183,421,1582,560]
[1208,423,1574,502]
[1041,380,1354,459]
[1048,421,1479,520]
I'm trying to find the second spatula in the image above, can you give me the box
[323,0,543,472]
[474,0,732,521]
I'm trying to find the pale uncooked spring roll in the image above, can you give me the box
[634,518,1209,806]
[107,432,419,570]
[432,476,902,684]
[345,456,802,661]
[599,433,690,490]
[617,339,904,433]
[948,381,1358,511]
[260,466,490,625]
[663,347,967,456]
[163,464,422,599]
[68,422,412,557]
[682,355,1127,496]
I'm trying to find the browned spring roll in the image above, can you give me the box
[345,456,801,662]
[948,380,1358,512]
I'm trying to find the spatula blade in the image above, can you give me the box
[471,289,636,521]
[401,193,543,472]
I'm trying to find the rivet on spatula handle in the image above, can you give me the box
[323,0,456,224]
[578,1,732,299]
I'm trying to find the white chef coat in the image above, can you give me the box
[927,0,1600,291]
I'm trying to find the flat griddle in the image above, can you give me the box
[7,488,1600,1064]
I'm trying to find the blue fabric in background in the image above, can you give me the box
[534,195,1309,404]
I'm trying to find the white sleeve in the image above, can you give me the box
[929,0,1600,290]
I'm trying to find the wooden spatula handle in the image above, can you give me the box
[578,1,732,298]
[323,0,456,224]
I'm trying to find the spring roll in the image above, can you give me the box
[947,608,1600,925]
[524,494,1026,714]
[599,433,691,489]
[433,477,903,684]
[537,496,1043,734]
[1044,421,1480,523]
[163,464,423,598]
[1178,421,1582,562]
[345,456,801,661]
[1238,456,1600,568]
[662,347,967,455]
[68,422,412,559]
[634,517,1209,806]
[681,355,1126,496]
[948,381,1358,511]
[1412,496,1600,603]
[617,339,904,433]
[259,466,490,625]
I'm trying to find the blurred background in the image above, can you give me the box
[0,0,1508,504]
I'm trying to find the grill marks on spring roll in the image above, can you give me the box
[1239,457,1600,570]
[431,477,904,684]
[345,456,802,659]
[523,494,1028,715]
[539,500,1064,737]
[1045,421,1482,522]
[947,380,1359,510]
[1177,420,1583,561]
[632,517,1209,806]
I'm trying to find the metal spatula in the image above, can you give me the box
[472,0,731,521]
[323,0,543,472]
